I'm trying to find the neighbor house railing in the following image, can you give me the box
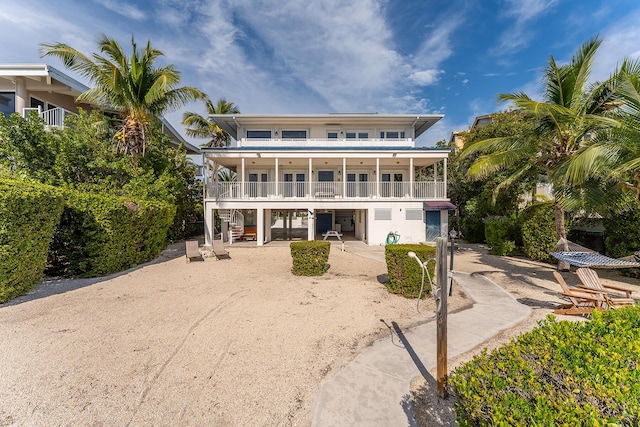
[22,107,75,128]
[207,181,446,200]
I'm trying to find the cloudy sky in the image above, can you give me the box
[2,0,640,146]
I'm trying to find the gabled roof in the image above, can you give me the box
[209,113,443,140]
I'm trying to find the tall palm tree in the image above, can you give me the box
[461,36,620,252]
[40,34,204,158]
[182,97,240,147]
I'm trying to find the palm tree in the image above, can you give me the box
[40,34,204,158]
[461,36,620,253]
[182,97,240,147]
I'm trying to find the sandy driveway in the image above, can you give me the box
[0,243,468,426]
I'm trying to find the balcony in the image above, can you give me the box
[22,107,75,128]
[238,138,413,148]
[206,181,446,200]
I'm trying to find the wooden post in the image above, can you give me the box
[436,237,448,398]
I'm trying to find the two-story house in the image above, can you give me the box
[202,114,454,246]
[0,64,201,155]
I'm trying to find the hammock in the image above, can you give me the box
[550,252,640,269]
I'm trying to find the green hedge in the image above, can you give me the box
[290,240,331,276]
[520,202,558,262]
[384,244,437,298]
[48,189,175,277]
[0,179,64,303]
[450,308,640,426]
[484,216,518,256]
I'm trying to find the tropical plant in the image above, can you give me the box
[40,34,204,158]
[460,36,620,253]
[182,97,240,147]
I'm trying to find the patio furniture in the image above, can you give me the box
[212,239,230,260]
[552,272,606,316]
[576,267,635,307]
[322,230,343,241]
[185,240,204,263]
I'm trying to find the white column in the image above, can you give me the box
[308,208,315,241]
[241,157,246,198]
[409,157,414,198]
[342,157,346,197]
[264,209,272,242]
[308,158,313,198]
[15,77,27,114]
[275,158,279,198]
[376,158,380,198]
[257,207,265,246]
[443,158,447,198]
[204,203,214,246]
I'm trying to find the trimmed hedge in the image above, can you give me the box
[450,308,640,426]
[0,179,64,303]
[290,240,331,276]
[520,202,558,262]
[384,244,436,298]
[48,189,175,277]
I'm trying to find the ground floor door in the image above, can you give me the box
[425,211,441,241]
[315,212,333,234]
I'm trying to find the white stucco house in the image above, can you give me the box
[0,64,201,156]
[202,114,454,246]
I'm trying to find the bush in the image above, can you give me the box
[520,202,558,262]
[384,244,437,298]
[290,240,331,276]
[48,189,175,277]
[450,308,640,426]
[484,216,518,256]
[0,179,64,302]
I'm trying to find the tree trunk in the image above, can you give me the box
[554,202,570,271]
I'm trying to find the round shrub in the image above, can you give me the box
[484,216,518,256]
[520,202,558,262]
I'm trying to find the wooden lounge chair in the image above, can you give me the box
[576,267,636,307]
[212,239,230,260]
[552,272,607,316]
[185,240,203,263]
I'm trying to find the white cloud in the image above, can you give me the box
[409,69,443,86]
[493,0,559,56]
[91,0,146,21]
[591,9,640,83]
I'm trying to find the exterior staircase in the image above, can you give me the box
[219,209,244,243]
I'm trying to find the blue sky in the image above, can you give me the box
[2,0,640,146]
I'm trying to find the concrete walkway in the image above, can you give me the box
[311,271,531,426]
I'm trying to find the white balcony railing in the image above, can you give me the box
[22,107,74,128]
[207,181,446,200]
[238,138,414,148]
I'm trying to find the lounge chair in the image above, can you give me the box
[186,240,204,263]
[576,267,635,307]
[552,272,606,316]
[212,239,230,260]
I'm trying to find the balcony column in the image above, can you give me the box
[433,161,437,197]
[275,158,279,198]
[15,77,27,114]
[443,158,447,198]
[342,157,346,197]
[308,158,313,198]
[307,208,315,241]
[376,158,380,198]
[241,157,245,198]
[410,157,414,198]
[204,202,214,246]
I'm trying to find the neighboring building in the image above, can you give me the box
[202,113,454,246]
[0,64,200,155]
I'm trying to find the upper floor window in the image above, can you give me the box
[346,131,369,139]
[0,92,15,118]
[281,130,307,139]
[327,132,338,139]
[247,130,272,139]
[380,131,405,139]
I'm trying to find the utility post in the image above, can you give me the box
[436,237,448,399]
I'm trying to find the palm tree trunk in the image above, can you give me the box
[554,202,570,271]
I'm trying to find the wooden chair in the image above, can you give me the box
[185,240,204,263]
[212,239,230,260]
[552,272,607,316]
[576,267,635,308]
